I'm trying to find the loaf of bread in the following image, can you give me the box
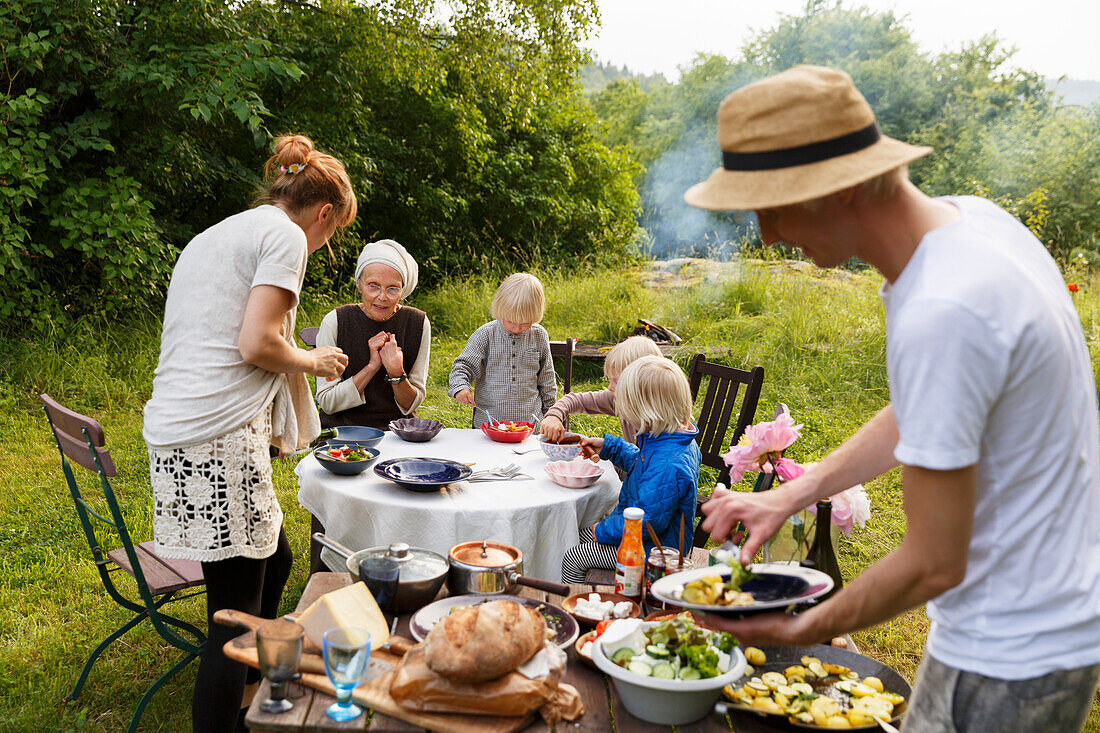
[423,600,546,682]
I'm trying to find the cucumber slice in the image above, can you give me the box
[652,662,676,679]
[645,644,670,657]
[678,666,702,680]
[628,661,653,676]
[649,631,669,645]
[611,648,635,665]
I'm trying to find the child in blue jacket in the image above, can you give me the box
[561,355,701,584]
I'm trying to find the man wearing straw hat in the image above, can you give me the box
[693,66,1100,732]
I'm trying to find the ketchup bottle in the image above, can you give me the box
[615,507,645,600]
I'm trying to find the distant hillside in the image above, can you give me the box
[1048,78,1100,107]
[581,61,667,95]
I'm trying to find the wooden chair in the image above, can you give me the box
[41,394,206,733]
[549,337,575,429]
[549,337,575,396]
[688,354,765,547]
[299,326,319,348]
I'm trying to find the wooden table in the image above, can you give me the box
[246,573,847,732]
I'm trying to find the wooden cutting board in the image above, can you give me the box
[222,620,536,733]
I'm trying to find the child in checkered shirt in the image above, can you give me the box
[448,273,557,427]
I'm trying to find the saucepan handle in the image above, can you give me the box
[510,572,570,597]
[313,532,356,560]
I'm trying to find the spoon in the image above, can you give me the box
[875,716,901,733]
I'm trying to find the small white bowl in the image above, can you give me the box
[544,460,604,489]
[593,622,746,725]
[537,433,584,461]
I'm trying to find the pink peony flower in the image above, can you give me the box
[771,457,806,482]
[807,483,871,536]
[721,407,804,483]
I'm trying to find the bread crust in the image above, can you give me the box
[423,600,547,682]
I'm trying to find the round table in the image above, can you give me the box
[296,428,622,583]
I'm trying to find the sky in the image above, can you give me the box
[588,0,1100,82]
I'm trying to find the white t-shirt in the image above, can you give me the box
[882,196,1100,678]
[143,205,307,448]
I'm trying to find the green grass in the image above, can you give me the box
[1,260,1098,731]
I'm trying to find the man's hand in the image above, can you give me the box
[701,484,800,566]
[580,436,604,459]
[454,388,474,406]
[309,345,348,379]
[540,415,565,441]
[697,608,815,647]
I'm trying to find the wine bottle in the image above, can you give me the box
[270,427,337,459]
[615,507,646,601]
[800,499,843,602]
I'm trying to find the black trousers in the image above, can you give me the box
[193,528,293,733]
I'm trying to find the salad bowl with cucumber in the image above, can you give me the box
[592,612,746,725]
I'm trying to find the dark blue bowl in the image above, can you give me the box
[330,425,385,448]
[374,457,473,492]
[314,445,380,475]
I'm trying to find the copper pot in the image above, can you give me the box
[447,540,570,596]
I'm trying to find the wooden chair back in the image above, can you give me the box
[688,353,764,481]
[549,338,575,395]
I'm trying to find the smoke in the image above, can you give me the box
[637,101,760,261]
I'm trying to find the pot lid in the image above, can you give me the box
[450,540,521,567]
[358,542,448,582]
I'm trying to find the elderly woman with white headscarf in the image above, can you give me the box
[315,239,430,429]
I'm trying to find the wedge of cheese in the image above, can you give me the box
[296,581,389,649]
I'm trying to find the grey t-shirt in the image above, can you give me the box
[143,205,307,448]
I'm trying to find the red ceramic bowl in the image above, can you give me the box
[479,421,534,443]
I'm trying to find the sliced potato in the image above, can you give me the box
[800,655,822,667]
[751,697,784,714]
[823,662,852,675]
[744,664,755,677]
[791,682,815,696]
[879,691,906,706]
[761,671,787,690]
[853,695,894,719]
[825,714,852,728]
[784,664,809,679]
[744,647,766,666]
[847,682,877,698]
[773,691,791,709]
[863,676,884,693]
[844,709,877,726]
[789,711,815,724]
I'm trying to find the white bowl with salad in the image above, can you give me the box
[592,612,746,725]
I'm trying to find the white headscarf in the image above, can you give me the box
[354,238,419,297]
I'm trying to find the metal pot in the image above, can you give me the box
[447,540,570,596]
[313,533,449,612]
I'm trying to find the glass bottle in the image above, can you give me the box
[615,507,645,600]
[800,499,843,602]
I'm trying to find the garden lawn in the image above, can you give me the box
[1,259,1098,731]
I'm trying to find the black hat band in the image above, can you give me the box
[722,123,881,171]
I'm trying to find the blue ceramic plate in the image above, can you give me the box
[330,425,385,448]
[373,457,473,492]
[649,562,834,613]
[313,445,380,476]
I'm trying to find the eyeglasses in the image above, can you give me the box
[364,283,402,299]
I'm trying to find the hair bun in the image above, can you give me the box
[273,134,314,168]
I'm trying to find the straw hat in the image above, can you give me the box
[684,65,931,211]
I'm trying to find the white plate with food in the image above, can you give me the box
[409,594,579,650]
[649,562,834,613]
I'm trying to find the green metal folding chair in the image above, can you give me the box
[41,393,206,733]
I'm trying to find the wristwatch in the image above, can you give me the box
[385,372,408,384]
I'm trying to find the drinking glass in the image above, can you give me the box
[322,627,371,721]
[256,619,304,714]
[359,556,400,613]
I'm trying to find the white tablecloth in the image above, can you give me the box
[296,428,622,582]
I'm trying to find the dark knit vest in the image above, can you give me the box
[319,304,425,430]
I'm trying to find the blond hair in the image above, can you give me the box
[604,336,662,379]
[490,273,545,324]
[615,356,693,436]
[255,134,357,228]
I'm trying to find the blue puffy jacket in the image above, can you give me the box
[593,426,701,552]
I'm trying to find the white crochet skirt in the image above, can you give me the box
[148,405,282,562]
